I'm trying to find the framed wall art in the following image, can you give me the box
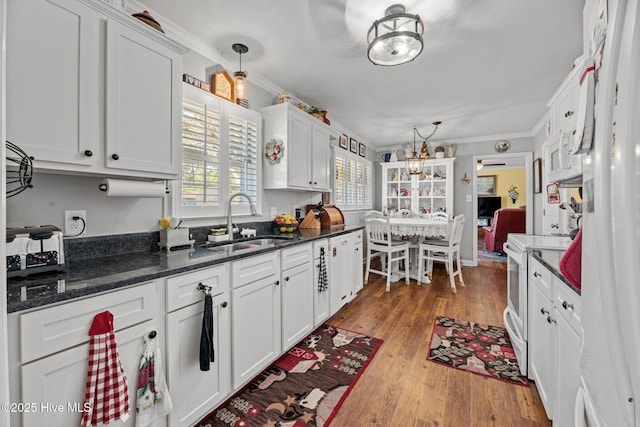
[349,138,358,154]
[477,175,496,196]
[533,157,542,193]
[339,134,348,150]
[358,143,366,157]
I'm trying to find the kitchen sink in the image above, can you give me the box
[199,235,298,253]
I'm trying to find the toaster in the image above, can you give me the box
[6,225,65,278]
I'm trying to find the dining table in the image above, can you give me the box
[386,215,451,284]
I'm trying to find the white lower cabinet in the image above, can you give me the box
[13,281,159,427]
[329,231,363,315]
[21,320,155,427]
[231,253,281,389]
[281,244,314,351]
[164,262,231,427]
[312,239,331,327]
[527,254,582,425]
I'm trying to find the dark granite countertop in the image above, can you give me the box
[531,249,581,295]
[7,226,363,313]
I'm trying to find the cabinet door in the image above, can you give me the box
[311,126,331,190]
[528,284,554,419]
[282,262,314,350]
[232,276,281,388]
[6,0,99,168]
[166,293,230,426]
[554,314,581,427]
[21,320,156,427]
[352,232,364,293]
[329,235,352,315]
[287,114,312,188]
[105,19,181,176]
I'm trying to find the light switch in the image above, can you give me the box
[466,194,472,203]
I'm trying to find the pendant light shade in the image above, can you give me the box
[232,43,249,108]
[367,4,424,66]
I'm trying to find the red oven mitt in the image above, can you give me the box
[559,228,582,290]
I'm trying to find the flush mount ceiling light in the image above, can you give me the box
[406,121,441,175]
[232,43,249,108]
[367,4,424,66]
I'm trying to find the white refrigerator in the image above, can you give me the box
[578,0,640,425]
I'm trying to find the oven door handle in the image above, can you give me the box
[503,242,525,264]
[503,307,524,344]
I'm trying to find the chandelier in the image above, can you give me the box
[406,121,441,175]
[367,4,424,66]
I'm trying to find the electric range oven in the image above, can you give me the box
[503,236,528,376]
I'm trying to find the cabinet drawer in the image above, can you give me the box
[166,263,229,312]
[20,282,156,363]
[232,251,279,288]
[556,281,581,335]
[530,257,553,300]
[281,243,312,271]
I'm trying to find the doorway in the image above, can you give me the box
[471,152,533,265]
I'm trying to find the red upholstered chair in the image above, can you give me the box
[482,208,526,252]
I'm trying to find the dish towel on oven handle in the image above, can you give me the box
[318,247,328,292]
[200,292,215,371]
[135,333,172,426]
[80,310,130,427]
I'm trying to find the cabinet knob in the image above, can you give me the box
[285,276,290,281]
[84,150,93,157]
[274,280,280,286]
[221,301,228,308]
[546,316,556,324]
[313,182,317,185]
[309,181,313,185]
[533,271,541,278]
[540,307,549,315]
[111,153,120,160]
[561,301,574,310]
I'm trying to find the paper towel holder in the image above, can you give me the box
[98,180,171,194]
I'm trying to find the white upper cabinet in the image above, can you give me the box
[105,19,183,175]
[6,0,188,179]
[262,103,336,192]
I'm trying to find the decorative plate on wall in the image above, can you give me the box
[495,140,511,153]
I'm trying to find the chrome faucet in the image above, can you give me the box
[227,192,258,241]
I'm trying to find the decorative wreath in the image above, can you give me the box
[264,139,284,165]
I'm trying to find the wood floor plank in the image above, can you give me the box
[326,259,551,427]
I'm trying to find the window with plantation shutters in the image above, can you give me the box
[228,114,258,206]
[333,149,372,210]
[181,98,221,208]
[176,84,261,218]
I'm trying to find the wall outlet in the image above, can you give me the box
[466,194,472,203]
[64,210,87,236]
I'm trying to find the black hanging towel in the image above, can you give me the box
[318,247,328,292]
[199,293,215,371]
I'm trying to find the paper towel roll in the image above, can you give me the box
[99,179,166,198]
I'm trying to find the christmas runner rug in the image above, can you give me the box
[196,324,383,427]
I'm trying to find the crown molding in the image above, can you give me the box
[126,0,284,96]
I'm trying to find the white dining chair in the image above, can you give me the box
[417,214,466,293]
[430,211,449,222]
[364,214,410,292]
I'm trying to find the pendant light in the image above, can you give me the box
[406,121,441,175]
[367,4,424,66]
[232,43,249,108]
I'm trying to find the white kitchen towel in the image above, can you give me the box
[135,333,172,426]
[80,311,130,427]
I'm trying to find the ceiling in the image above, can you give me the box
[135,0,585,149]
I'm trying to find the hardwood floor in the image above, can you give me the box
[326,260,550,427]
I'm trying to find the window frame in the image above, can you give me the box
[332,146,373,211]
[174,84,262,219]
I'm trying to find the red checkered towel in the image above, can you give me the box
[80,311,130,426]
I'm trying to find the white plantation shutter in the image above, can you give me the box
[333,149,372,210]
[228,114,258,205]
[176,85,262,218]
[181,98,220,207]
